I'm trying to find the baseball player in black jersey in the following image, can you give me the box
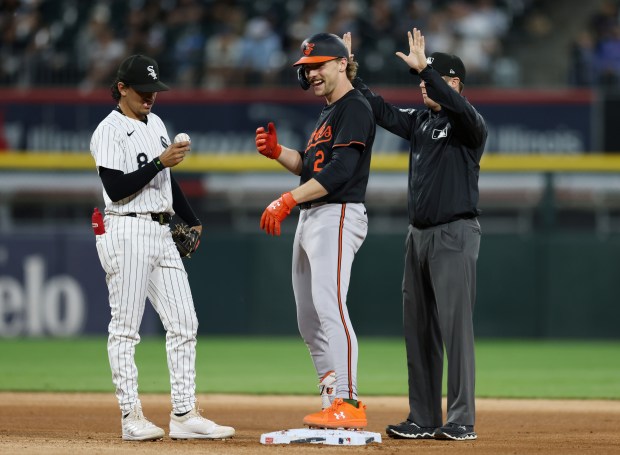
[255,33,376,429]
[347,29,486,441]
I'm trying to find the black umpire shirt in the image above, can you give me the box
[355,67,487,228]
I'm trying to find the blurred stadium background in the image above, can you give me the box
[1,0,620,340]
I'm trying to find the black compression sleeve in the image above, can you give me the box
[98,160,162,202]
[171,175,201,227]
[313,145,361,193]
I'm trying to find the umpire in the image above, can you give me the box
[349,28,486,441]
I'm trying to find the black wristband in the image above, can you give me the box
[152,158,164,172]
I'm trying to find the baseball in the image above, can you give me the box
[174,133,191,144]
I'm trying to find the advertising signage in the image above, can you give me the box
[0,88,595,154]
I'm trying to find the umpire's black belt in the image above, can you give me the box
[126,212,172,225]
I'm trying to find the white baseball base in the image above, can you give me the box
[260,428,382,445]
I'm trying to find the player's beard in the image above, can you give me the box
[311,79,326,96]
[312,75,337,99]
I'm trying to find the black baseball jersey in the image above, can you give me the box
[299,89,375,203]
[355,69,487,228]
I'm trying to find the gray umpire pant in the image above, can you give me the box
[403,218,481,427]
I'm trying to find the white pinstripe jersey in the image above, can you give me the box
[90,110,173,215]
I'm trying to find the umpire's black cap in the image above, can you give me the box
[414,52,466,83]
[293,33,349,66]
[117,55,170,92]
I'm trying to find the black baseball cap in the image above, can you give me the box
[117,54,170,92]
[293,33,349,66]
[413,52,466,83]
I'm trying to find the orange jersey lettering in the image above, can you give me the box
[306,123,333,151]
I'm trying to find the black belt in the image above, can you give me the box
[126,212,172,225]
[299,202,329,210]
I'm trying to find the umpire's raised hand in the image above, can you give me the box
[396,28,428,74]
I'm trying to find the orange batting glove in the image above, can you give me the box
[260,192,297,236]
[255,122,282,159]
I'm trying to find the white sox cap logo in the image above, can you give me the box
[147,65,157,80]
[117,55,169,91]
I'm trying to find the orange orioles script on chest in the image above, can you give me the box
[306,123,333,151]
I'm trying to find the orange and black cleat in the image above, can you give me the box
[303,398,367,430]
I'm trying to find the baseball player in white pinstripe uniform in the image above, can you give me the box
[90,54,234,441]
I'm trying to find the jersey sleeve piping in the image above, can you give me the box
[333,140,366,148]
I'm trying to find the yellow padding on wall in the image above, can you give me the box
[1,152,620,172]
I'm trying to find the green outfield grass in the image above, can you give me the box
[1,337,618,399]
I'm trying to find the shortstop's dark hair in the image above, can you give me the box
[111,78,122,101]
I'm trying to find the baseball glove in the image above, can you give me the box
[171,224,200,258]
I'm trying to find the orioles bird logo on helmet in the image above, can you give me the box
[302,42,315,56]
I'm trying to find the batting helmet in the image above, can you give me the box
[293,33,349,66]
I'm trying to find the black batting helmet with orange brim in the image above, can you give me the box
[293,33,349,66]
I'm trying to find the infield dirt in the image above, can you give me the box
[1,392,618,454]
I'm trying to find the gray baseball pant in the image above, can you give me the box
[402,218,480,427]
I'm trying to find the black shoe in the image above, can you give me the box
[434,422,477,441]
[386,420,436,439]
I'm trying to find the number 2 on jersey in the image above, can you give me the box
[313,150,325,172]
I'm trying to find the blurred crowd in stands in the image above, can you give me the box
[570,0,620,89]
[1,0,610,90]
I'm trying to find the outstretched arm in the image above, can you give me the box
[343,31,417,140]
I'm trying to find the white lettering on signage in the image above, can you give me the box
[0,256,86,337]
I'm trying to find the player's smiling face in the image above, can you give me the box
[304,59,342,99]
[118,84,157,120]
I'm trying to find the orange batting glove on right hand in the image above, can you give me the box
[260,192,297,236]
[255,122,282,159]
